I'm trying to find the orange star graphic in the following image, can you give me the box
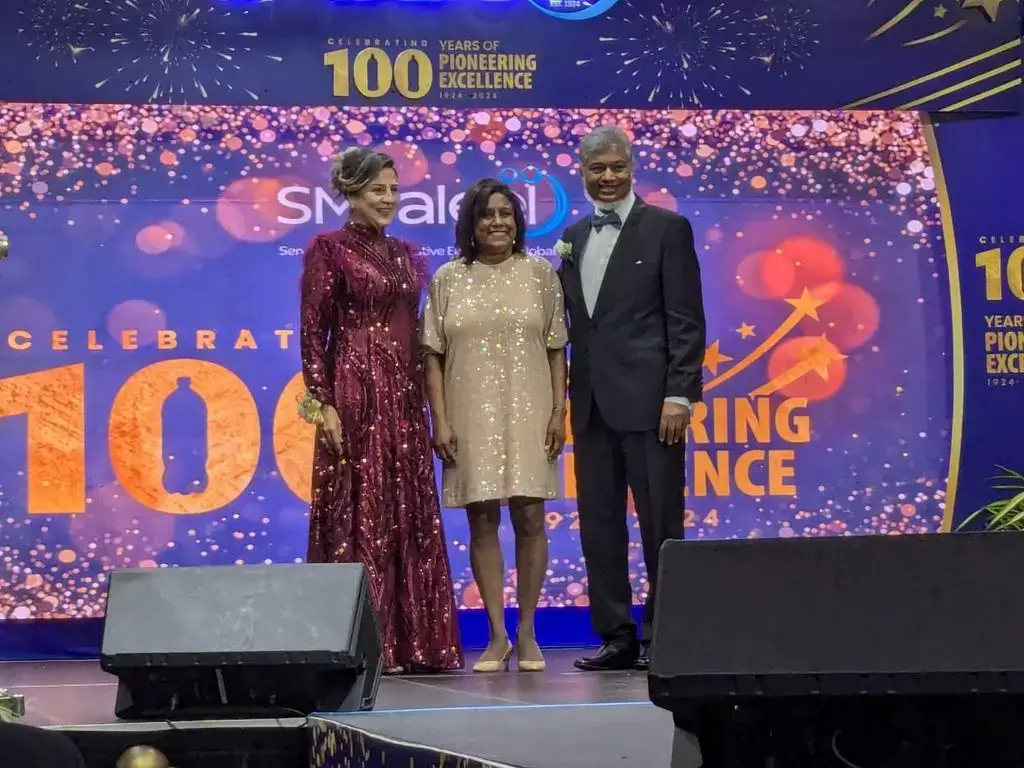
[811,358,835,380]
[703,340,733,376]
[736,322,756,339]
[805,335,848,380]
[785,288,826,320]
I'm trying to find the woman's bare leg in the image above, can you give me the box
[509,497,548,664]
[467,500,509,663]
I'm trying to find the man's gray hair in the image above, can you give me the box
[578,126,633,165]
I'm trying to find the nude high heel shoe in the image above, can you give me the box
[472,642,513,673]
[515,644,546,673]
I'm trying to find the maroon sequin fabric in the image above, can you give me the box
[300,221,463,671]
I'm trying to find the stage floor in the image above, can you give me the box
[321,700,698,767]
[2,650,644,727]
[1,650,699,767]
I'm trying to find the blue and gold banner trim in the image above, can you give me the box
[925,110,1024,530]
[0,0,1018,111]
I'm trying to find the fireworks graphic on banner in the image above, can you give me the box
[94,0,282,103]
[17,0,102,65]
[751,3,819,75]
[577,1,758,106]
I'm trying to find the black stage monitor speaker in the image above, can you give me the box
[101,563,381,721]
[649,533,1024,767]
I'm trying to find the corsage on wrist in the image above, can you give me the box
[297,391,326,425]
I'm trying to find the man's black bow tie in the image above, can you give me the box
[592,210,622,232]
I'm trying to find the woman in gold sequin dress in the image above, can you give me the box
[422,178,568,673]
[298,147,463,675]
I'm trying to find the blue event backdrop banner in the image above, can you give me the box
[0,0,1019,111]
[4,102,1023,648]
[0,5,1023,658]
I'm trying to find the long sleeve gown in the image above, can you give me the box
[300,221,463,671]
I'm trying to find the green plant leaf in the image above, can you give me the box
[956,468,1024,531]
[983,491,1024,531]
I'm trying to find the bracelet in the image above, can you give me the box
[296,391,326,426]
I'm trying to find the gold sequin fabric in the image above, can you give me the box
[421,253,568,507]
[311,719,489,768]
[300,221,463,671]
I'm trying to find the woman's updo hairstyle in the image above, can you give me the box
[329,147,395,198]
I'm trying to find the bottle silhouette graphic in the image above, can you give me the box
[161,377,209,495]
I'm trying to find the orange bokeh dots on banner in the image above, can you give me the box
[737,249,796,299]
[216,177,302,243]
[800,282,881,351]
[135,225,173,255]
[736,236,845,299]
[638,186,677,212]
[766,335,847,402]
[163,221,186,248]
[465,111,507,146]
[106,299,168,347]
[378,143,429,186]
[774,236,846,291]
[135,221,185,255]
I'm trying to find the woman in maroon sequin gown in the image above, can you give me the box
[299,148,463,673]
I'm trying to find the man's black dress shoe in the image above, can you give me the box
[574,641,639,671]
[634,643,651,671]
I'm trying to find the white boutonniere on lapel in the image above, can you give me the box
[554,238,574,265]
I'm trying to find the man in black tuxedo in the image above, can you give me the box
[558,126,706,671]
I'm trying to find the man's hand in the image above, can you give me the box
[658,401,690,445]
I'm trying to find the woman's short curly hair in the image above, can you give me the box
[329,148,395,198]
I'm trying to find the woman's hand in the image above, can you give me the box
[545,410,566,461]
[319,404,344,454]
[433,420,458,465]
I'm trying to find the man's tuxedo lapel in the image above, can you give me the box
[591,199,646,321]
[571,216,592,267]
[565,216,592,319]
